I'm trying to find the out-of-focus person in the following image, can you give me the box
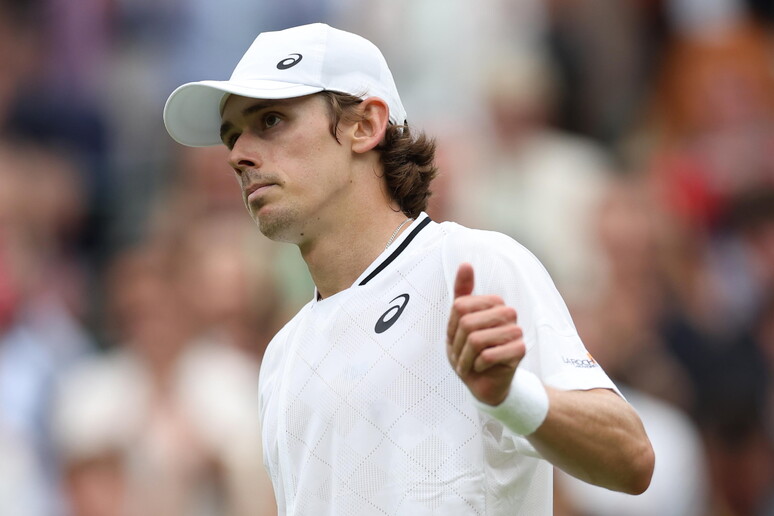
[555,177,710,516]
[1,138,95,516]
[165,209,288,364]
[53,241,277,516]
[447,49,615,306]
[644,19,774,237]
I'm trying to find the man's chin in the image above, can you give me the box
[253,209,299,243]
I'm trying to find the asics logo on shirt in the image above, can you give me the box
[375,294,410,334]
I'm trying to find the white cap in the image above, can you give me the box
[163,23,407,147]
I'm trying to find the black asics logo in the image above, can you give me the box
[375,294,410,334]
[277,53,303,70]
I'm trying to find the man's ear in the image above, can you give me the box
[350,97,389,154]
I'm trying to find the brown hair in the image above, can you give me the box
[319,91,438,218]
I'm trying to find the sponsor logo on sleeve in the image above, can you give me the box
[562,353,599,369]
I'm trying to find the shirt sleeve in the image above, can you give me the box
[440,224,620,395]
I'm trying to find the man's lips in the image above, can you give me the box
[244,182,275,202]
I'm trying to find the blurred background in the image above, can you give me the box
[0,0,773,514]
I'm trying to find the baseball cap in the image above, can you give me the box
[163,23,407,147]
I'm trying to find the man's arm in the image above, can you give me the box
[447,263,654,495]
[530,387,653,494]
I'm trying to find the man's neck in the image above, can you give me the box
[301,208,414,299]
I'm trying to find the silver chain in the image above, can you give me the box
[385,217,414,250]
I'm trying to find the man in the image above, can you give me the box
[163,23,654,515]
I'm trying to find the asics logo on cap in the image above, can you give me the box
[277,53,303,70]
[375,294,410,334]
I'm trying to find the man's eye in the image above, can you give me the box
[263,114,281,129]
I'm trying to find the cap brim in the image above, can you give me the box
[163,79,324,147]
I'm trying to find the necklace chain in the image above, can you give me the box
[385,217,413,250]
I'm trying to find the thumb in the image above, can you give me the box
[454,263,475,299]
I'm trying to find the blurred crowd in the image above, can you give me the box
[0,0,773,515]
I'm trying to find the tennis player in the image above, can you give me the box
[163,23,654,516]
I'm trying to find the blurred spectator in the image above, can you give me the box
[447,49,615,305]
[657,188,774,514]
[645,19,774,234]
[574,175,694,409]
[54,241,277,516]
[555,387,709,516]
[545,0,659,146]
[0,138,95,516]
[0,140,94,356]
[0,225,57,516]
[2,0,112,264]
[706,189,774,335]
[639,8,773,436]
[557,176,710,515]
[164,210,288,363]
[639,18,774,507]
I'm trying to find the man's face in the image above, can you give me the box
[220,93,354,243]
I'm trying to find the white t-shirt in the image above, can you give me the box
[259,213,619,516]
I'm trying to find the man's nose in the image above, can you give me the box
[227,135,262,176]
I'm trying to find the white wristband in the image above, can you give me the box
[473,368,549,436]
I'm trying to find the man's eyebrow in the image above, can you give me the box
[220,99,287,142]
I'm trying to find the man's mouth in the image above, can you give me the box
[245,182,275,201]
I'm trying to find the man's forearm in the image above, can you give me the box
[528,387,655,495]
